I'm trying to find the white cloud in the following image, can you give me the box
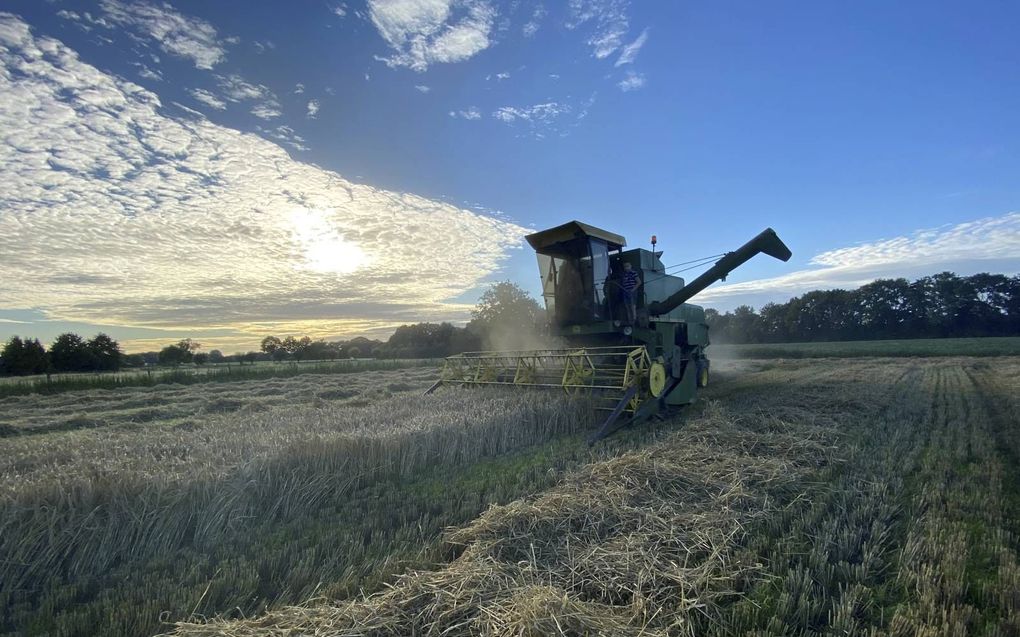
[250,102,282,120]
[523,4,546,37]
[449,106,481,119]
[189,88,226,110]
[491,96,595,138]
[415,84,431,93]
[617,70,645,91]
[294,83,305,94]
[253,40,275,54]
[495,71,510,80]
[132,62,163,81]
[215,74,282,119]
[100,0,231,70]
[306,99,320,117]
[332,3,348,18]
[368,0,497,71]
[568,0,629,59]
[56,10,114,32]
[257,125,309,152]
[217,74,272,101]
[697,213,1020,309]
[171,101,206,119]
[493,102,569,124]
[614,27,647,66]
[0,14,526,345]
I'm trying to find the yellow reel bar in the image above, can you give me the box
[622,347,651,411]
[561,349,596,395]
[513,355,537,385]
[434,346,654,412]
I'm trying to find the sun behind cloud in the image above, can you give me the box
[0,14,526,343]
[289,208,371,275]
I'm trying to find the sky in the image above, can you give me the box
[0,0,1018,353]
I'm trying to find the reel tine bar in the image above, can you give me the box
[430,346,652,415]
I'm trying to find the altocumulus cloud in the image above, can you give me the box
[100,0,231,70]
[0,14,526,342]
[697,213,1020,309]
[368,0,496,71]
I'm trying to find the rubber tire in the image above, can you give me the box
[697,366,709,388]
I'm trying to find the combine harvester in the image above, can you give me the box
[426,221,792,443]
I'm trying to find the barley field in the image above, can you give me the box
[0,358,435,400]
[2,353,1019,636]
[712,335,1020,359]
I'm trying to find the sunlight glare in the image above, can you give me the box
[289,208,370,275]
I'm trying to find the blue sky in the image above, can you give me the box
[0,0,1018,352]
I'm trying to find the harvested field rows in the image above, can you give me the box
[167,357,1020,636]
[2,372,622,636]
[0,367,439,436]
[712,336,1020,359]
[3,357,1019,636]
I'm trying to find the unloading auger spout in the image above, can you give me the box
[425,221,792,443]
[647,228,792,315]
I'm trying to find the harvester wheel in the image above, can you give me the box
[649,362,667,397]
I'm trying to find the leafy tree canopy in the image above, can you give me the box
[49,332,93,373]
[706,272,1020,343]
[87,333,122,372]
[0,336,48,376]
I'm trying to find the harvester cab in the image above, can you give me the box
[426,220,792,443]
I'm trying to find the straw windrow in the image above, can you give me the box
[168,399,837,637]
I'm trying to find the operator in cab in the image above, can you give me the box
[620,262,641,325]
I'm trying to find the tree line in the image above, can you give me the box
[5,273,1015,376]
[0,282,544,376]
[706,272,1020,343]
[256,281,544,360]
[0,333,123,376]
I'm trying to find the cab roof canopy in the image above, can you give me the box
[524,220,627,255]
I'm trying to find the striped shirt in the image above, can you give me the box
[622,270,640,292]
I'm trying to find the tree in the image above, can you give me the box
[158,344,188,367]
[301,339,333,360]
[87,333,122,371]
[0,336,48,376]
[49,333,93,372]
[288,336,313,360]
[193,353,209,366]
[703,271,1020,343]
[345,337,384,358]
[262,335,288,361]
[208,349,224,364]
[123,353,146,368]
[469,281,545,350]
[158,339,199,367]
[178,339,201,355]
[385,322,467,358]
[260,336,282,355]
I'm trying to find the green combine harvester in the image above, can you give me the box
[426,220,792,442]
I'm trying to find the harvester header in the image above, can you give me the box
[427,220,792,442]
